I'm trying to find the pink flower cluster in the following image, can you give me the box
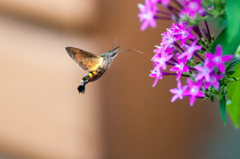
[138,0,205,31]
[138,0,234,106]
[149,23,233,106]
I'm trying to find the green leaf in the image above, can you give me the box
[226,1,240,51]
[225,71,235,75]
[210,0,240,55]
[212,1,240,55]
[227,63,240,128]
[210,96,214,102]
[220,95,226,125]
[211,28,240,55]
[226,60,240,72]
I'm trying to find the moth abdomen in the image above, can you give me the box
[78,85,85,94]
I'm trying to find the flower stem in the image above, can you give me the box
[168,6,180,13]
[188,67,197,71]
[194,52,204,61]
[163,72,189,77]
[174,42,185,53]
[166,61,175,66]
[172,0,184,9]
[154,16,171,20]
[204,20,211,42]
[192,25,203,39]
[157,10,171,16]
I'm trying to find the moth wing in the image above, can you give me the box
[66,47,103,71]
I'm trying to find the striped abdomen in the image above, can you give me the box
[81,68,105,86]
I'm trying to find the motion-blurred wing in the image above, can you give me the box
[66,47,103,71]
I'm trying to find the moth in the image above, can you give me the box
[66,39,142,94]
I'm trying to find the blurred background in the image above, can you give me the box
[0,0,239,159]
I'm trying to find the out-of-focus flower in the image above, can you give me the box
[170,54,189,80]
[206,45,233,73]
[152,49,173,71]
[170,80,188,102]
[150,68,162,87]
[180,0,205,19]
[195,59,213,81]
[138,0,158,31]
[184,78,205,106]
[161,30,176,49]
[160,0,170,6]
[204,72,224,90]
[175,25,195,47]
[179,38,202,60]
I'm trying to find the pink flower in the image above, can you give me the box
[153,45,162,54]
[152,49,173,71]
[204,72,224,90]
[184,78,205,106]
[205,45,233,73]
[170,54,189,80]
[150,62,171,87]
[180,0,205,19]
[138,0,158,31]
[170,80,188,102]
[160,0,170,6]
[175,25,195,47]
[179,38,202,60]
[195,59,213,81]
[161,30,176,49]
[150,69,162,87]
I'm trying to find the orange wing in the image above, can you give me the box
[66,47,103,71]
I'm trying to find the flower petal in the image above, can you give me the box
[204,82,211,89]
[170,66,179,72]
[217,63,225,73]
[140,20,149,31]
[187,78,195,87]
[205,53,215,60]
[190,95,196,106]
[152,77,158,87]
[171,95,179,102]
[170,88,178,94]
[176,71,182,81]
[222,55,233,62]
[213,82,219,90]
[196,79,203,88]
[177,80,182,89]
[197,91,205,97]
[215,45,222,56]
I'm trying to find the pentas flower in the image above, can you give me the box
[206,45,233,73]
[160,0,170,6]
[152,49,173,71]
[180,0,205,19]
[204,72,224,90]
[170,54,189,80]
[150,67,162,87]
[150,62,178,87]
[195,59,213,82]
[179,38,202,60]
[161,30,176,49]
[138,0,158,31]
[153,45,162,54]
[170,80,188,102]
[175,25,195,47]
[184,78,205,106]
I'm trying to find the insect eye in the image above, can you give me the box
[111,52,118,58]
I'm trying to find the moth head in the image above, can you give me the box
[109,47,119,58]
[101,46,120,59]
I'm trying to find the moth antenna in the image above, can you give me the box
[113,46,120,51]
[111,37,118,51]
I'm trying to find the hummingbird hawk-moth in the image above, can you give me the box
[66,39,141,94]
